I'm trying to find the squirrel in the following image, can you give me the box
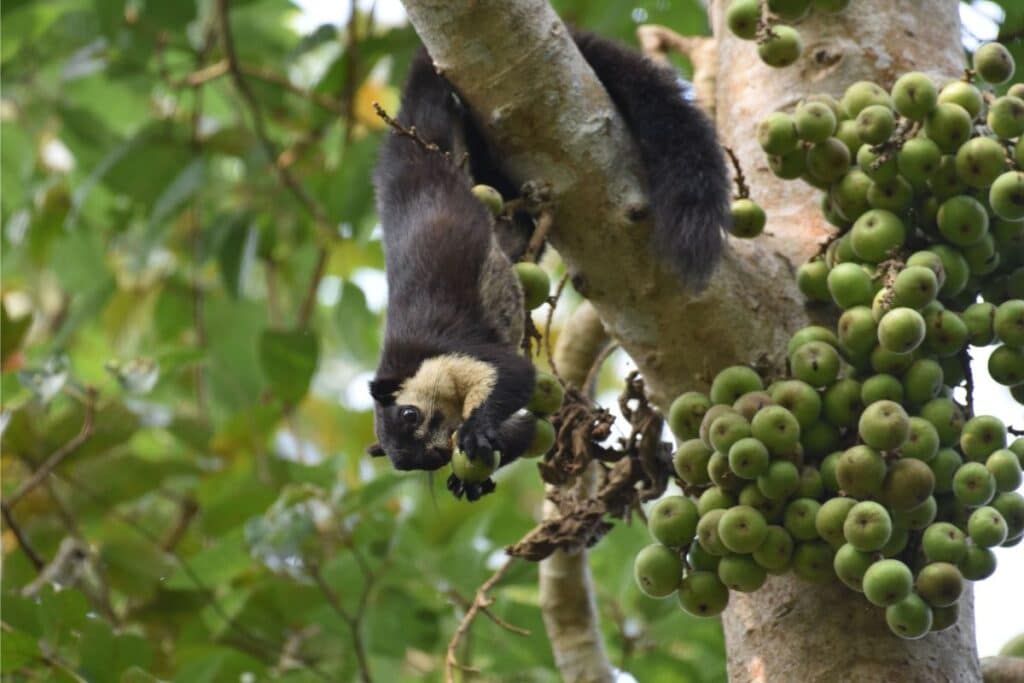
[366,29,728,499]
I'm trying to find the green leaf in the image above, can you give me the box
[91,0,122,37]
[28,183,72,263]
[61,73,154,139]
[166,528,252,591]
[173,646,266,683]
[141,0,196,29]
[50,276,116,349]
[154,347,206,376]
[120,667,162,683]
[37,585,90,652]
[102,127,193,208]
[1,302,31,366]
[142,158,206,254]
[78,618,117,683]
[1,1,72,63]
[314,135,378,231]
[203,296,267,415]
[335,281,380,365]
[0,122,33,213]
[50,225,107,294]
[153,282,194,341]
[0,628,41,673]
[56,102,122,172]
[216,218,257,299]
[258,329,319,404]
[1,593,43,637]
[98,530,174,597]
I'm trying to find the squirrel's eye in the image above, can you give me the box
[399,406,421,425]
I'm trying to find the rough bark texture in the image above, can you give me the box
[537,302,615,683]
[709,1,981,681]
[401,0,983,681]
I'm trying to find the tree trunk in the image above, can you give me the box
[708,1,980,680]
[538,302,615,683]
[399,0,983,680]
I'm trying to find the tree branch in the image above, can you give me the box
[308,563,373,683]
[532,301,616,683]
[444,558,526,683]
[178,61,349,117]
[398,0,801,411]
[636,24,718,115]
[543,272,570,380]
[402,2,983,681]
[1,504,44,571]
[3,387,97,509]
[981,656,1024,683]
[214,0,333,237]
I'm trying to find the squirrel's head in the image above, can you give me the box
[367,375,457,471]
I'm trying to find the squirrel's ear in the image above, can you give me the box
[366,442,387,458]
[369,378,399,405]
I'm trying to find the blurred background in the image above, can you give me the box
[0,1,1021,681]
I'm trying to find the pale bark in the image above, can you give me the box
[981,656,1024,683]
[636,25,719,115]
[400,0,983,681]
[538,302,615,683]
[709,1,980,681]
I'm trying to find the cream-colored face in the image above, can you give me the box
[392,353,497,449]
[374,352,501,471]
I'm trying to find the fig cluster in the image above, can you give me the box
[633,366,1024,638]
[726,0,853,69]
[636,44,1024,640]
[768,49,1024,404]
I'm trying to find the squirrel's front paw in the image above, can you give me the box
[446,474,496,502]
[457,417,500,467]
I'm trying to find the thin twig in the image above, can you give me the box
[522,210,553,263]
[350,545,377,622]
[42,480,120,624]
[636,24,709,63]
[445,587,530,635]
[214,0,333,237]
[297,247,328,329]
[161,498,199,552]
[189,28,215,418]
[723,146,749,199]
[4,387,97,509]
[372,101,454,164]
[445,558,525,683]
[265,261,282,326]
[582,343,620,397]
[341,0,362,144]
[178,60,349,116]
[543,273,570,381]
[756,0,779,42]
[1,504,44,570]
[309,564,373,683]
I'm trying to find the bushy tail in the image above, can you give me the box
[573,31,730,287]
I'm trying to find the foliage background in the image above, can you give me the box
[0,1,728,681]
[1,1,1021,682]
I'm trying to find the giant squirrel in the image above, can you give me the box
[367,28,729,499]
